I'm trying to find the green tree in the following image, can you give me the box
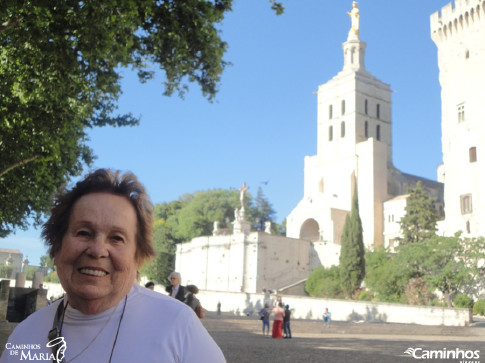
[399,181,438,244]
[396,234,485,307]
[140,217,177,285]
[364,246,409,303]
[23,265,41,281]
[44,270,60,283]
[40,254,55,273]
[0,0,284,237]
[0,266,13,279]
[250,187,276,232]
[175,189,241,241]
[339,187,365,299]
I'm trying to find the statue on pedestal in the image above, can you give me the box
[347,1,360,38]
[233,182,251,235]
[238,182,249,209]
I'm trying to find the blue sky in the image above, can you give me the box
[1,0,450,265]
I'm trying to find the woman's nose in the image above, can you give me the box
[85,235,109,258]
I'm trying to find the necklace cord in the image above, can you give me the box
[50,296,128,363]
[48,299,68,363]
[108,295,127,363]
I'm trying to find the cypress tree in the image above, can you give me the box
[339,187,366,298]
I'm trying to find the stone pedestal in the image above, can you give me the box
[233,221,251,235]
[32,271,44,289]
[15,272,26,288]
[0,280,11,320]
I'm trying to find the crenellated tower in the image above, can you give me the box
[431,0,485,236]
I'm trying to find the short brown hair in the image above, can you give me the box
[42,169,156,268]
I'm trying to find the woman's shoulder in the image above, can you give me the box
[7,300,60,341]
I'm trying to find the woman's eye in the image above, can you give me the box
[76,230,90,237]
[111,235,124,243]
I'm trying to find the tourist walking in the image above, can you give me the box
[259,304,271,336]
[272,302,285,338]
[283,304,292,338]
[186,284,205,319]
[323,307,332,327]
[165,272,187,302]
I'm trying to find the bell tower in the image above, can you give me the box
[287,1,393,254]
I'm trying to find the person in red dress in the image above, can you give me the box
[271,302,285,338]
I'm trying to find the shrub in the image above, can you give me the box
[356,289,372,301]
[404,277,434,306]
[453,293,474,309]
[364,246,409,303]
[305,266,345,299]
[473,300,485,316]
[0,266,13,279]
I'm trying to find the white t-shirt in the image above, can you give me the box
[0,284,225,363]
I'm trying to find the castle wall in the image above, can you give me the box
[176,232,314,293]
[176,234,246,292]
[197,290,472,327]
[431,0,485,237]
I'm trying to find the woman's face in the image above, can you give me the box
[55,192,138,314]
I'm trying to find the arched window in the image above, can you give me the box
[376,104,380,119]
[341,121,345,138]
[365,99,368,115]
[341,100,346,115]
[364,121,368,138]
[329,105,333,120]
[329,126,333,141]
[376,125,381,141]
[319,178,324,193]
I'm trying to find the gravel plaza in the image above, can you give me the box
[202,313,485,363]
[1,312,484,362]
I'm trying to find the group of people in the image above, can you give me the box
[259,297,292,339]
[0,168,225,362]
[260,300,332,339]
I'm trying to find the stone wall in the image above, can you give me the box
[197,290,472,327]
[0,280,51,323]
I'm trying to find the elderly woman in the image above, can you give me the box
[0,169,225,363]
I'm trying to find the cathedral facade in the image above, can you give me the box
[286,2,444,266]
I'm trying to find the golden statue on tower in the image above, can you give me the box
[347,1,360,39]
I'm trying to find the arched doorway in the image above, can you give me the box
[299,219,320,241]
